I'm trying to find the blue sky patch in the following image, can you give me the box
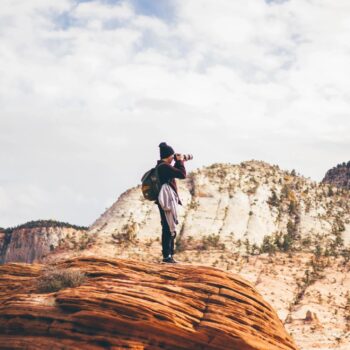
[76,0,177,22]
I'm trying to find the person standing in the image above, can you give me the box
[156,142,186,263]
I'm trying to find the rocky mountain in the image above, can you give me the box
[322,161,350,190]
[0,220,90,263]
[89,160,350,252]
[0,257,297,350]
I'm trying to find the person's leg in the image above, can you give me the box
[170,232,177,257]
[157,205,172,258]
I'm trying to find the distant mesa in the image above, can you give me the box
[0,220,89,264]
[3,219,88,233]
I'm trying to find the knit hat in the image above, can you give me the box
[159,142,175,159]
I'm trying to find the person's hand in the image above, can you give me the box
[175,153,184,161]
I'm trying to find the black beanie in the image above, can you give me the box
[159,142,175,159]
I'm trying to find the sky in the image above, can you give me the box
[1,0,349,228]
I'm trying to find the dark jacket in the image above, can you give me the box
[156,159,186,205]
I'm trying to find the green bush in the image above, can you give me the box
[267,190,279,207]
[260,235,276,255]
[259,232,295,255]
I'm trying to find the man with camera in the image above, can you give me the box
[156,142,191,263]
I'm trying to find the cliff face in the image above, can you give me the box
[89,160,350,249]
[0,257,297,350]
[322,161,350,190]
[0,222,90,264]
[0,229,11,263]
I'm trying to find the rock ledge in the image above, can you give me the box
[0,257,297,350]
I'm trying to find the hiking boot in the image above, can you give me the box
[162,256,176,263]
[170,256,179,263]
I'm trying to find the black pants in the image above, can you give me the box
[157,204,176,258]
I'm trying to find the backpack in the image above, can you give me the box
[141,163,165,201]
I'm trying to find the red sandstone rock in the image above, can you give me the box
[0,257,298,350]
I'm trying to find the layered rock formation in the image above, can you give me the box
[0,220,89,264]
[0,257,297,350]
[322,161,350,190]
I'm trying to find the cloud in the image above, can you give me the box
[0,0,349,227]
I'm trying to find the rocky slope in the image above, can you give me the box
[0,257,297,350]
[322,161,350,190]
[0,220,90,263]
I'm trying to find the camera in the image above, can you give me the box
[174,153,193,161]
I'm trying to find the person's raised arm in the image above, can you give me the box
[173,159,186,179]
[160,159,186,179]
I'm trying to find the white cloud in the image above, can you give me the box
[0,0,349,227]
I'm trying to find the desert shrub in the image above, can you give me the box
[294,256,325,305]
[200,234,225,250]
[38,266,86,292]
[260,235,276,255]
[189,199,200,210]
[175,238,187,252]
[250,243,260,255]
[247,185,259,195]
[288,200,298,215]
[112,223,137,244]
[272,231,294,252]
[281,184,291,199]
[332,217,346,234]
[259,230,300,255]
[267,190,279,207]
[340,248,350,264]
[242,239,260,255]
[301,236,312,248]
[314,244,323,259]
[145,238,154,248]
[345,292,350,329]
[243,238,250,255]
[79,232,94,250]
[328,230,345,257]
[287,220,297,239]
[327,186,334,196]
[176,235,194,252]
